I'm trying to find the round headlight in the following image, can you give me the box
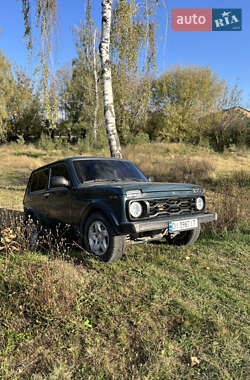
[196,197,204,211]
[129,201,143,218]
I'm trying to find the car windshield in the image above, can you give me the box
[73,159,147,183]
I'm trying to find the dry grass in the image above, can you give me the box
[0,189,24,211]
[205,185,250,234]
[123,143,250,182]
[149,157,214,184]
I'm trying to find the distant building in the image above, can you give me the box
[224,106,250,118]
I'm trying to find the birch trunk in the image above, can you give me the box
[100,0,122,158]
[93,28,99,141]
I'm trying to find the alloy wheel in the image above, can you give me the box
[88,220,109,256]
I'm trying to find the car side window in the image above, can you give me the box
[50,164,71,188]
[30,169,49,192]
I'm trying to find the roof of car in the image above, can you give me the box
[31,156,129,173]
[65,156,126,162]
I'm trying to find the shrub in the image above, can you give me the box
[203,111,250,153]
[132,132,150,145]
[16,134,25,145]
[204,182,249,235]
[157,158,214,185]
[125,132,150,146]
[76,138,91,155]
[230,170,250,188]
[54,136,70,152]
[37,133,55,151]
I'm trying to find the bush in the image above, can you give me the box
[157,157,214,185]
[132,132,150,145]
[229,170,250,188]
[126,132,150,145]
[204,182,249,235]
[203,111,250,153]
[76,138,91,155]
[37,133,55,151]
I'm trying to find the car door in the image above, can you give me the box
[28,168,50,224]
[44,163,72,225]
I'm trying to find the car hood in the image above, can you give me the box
[78,181,202,198]
[120,182,200,193]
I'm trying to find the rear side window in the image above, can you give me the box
[30,169,49,192]
[50,164,70,188]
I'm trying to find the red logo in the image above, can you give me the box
[171,9,211,31]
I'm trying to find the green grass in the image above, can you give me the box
[0,230,249,379]
[0,141,249,379]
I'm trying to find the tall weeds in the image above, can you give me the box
[205,180,249,235]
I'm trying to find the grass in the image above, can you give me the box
[0,231,249,379]
[0,141,249,379]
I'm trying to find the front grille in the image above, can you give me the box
[148,197,198,218]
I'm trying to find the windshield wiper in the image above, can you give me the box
[110,178,146,182]
[84,179,107,183]
[84,178,146,183]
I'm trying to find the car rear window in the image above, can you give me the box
[30,169,49,192]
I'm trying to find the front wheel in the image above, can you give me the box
[83,212,125,263]
[165,226,200,246]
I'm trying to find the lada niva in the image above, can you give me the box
[23,157,217,262]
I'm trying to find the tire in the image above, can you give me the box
[83,212,125,263]
[165,226,200,246]
[24,216,41,251]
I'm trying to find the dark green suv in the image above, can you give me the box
[23,157,217,262]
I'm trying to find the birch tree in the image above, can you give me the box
[93,28,99,142]
[100,0,122,158]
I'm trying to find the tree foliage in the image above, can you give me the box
[110,0,156,143]
[7,68,43,141]
[20,0,58,129]
[203,84,248,152]
[0,50,14,141]
[0,49,44,142]
[150,65,225,142]
[56,1,105,145]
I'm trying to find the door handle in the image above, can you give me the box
[43,192,50,198]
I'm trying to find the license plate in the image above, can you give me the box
[169,218,198,232]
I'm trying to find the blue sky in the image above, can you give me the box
[0,0,249,107]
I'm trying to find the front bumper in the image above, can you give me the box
[119,213,217,234]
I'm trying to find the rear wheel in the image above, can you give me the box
[83,212,125,263]
[165,226,200,246]
[24,216,41,250]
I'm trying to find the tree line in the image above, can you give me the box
[1,0,249,153]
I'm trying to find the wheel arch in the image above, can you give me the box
[79,203,121,236]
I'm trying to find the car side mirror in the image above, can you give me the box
[148,176,155,182]
[51,176,70,188]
